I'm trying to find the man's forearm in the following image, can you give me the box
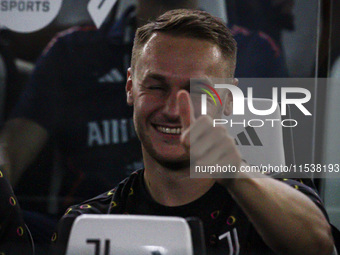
[224,172,334,255]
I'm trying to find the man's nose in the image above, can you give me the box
[163,91,180,119]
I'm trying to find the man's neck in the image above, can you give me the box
[143,150,215,207]
[136,0,199,27]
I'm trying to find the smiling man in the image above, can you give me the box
[52,9,334,255]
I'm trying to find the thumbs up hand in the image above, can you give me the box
[177,90,242,184]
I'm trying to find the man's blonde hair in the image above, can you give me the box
[131,9,237,72]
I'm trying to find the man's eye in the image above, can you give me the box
[149,86,164,90]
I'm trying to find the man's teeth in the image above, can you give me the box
[156,126,181,134]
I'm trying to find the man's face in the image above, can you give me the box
[126,32,232,168]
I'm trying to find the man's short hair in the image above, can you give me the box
[131,9,237,72]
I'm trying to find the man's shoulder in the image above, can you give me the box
[41,24,129,60]
[64,190,114,216]
[280,178,320,198]
[62,170,142,217]
[41,26,101,56]
[230,24,281,58]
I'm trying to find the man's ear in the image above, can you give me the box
[126,68,134,106]
[223,78,238,116]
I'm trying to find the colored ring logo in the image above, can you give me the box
[107,190,115,196]
[65,208,72,215]
[17,226,24,236]
[111,201,117,208]
[211,210,220,219]
[9,197,16,206]
[80,204,92,209]
[51,232,57,242]
[0,171,3,178]
[227,216,236,225]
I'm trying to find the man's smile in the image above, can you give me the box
[153,124,182,135]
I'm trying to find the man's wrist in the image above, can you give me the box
[215,161,246,188]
